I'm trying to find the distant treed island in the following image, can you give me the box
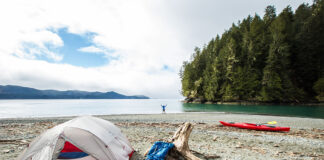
[0,85,149,99]
[180,1,324,104]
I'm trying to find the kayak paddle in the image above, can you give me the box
[259,121,277,125]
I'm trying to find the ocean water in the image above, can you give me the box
[0,99,323,119]
[0,99,183,118]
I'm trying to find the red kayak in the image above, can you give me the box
[219,121,290,132]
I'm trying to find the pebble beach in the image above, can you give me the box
[1,113,324,160]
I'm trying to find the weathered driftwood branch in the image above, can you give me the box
[167,122,201,160]
[144,122,201,160]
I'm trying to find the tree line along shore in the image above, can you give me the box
[180,1,324,104]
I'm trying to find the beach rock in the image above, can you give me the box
[192,98,203,103]
[235,145,242,149]
[20,140,28,144]
[3,149,10,153]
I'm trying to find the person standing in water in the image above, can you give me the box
[161,104,167,113]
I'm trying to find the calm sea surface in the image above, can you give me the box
[0,99,323,119]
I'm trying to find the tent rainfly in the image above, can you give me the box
[17,116,134,160]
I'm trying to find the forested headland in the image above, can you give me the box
[180,1,324,104]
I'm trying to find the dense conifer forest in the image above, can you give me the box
[180,0,324,103]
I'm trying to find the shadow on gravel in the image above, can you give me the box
[130,151,145,160]
[192,150,221,160]
[130,150,221,160]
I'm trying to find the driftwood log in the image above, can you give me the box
[168,122,201,160]
[145,122,201,160]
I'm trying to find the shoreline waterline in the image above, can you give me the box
[1,112,324,129]
[1,110,324,121]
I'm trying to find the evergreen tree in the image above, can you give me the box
[313,78,324,101]
[261,7,296,102]
[295,0,324,97]
[263,5,276,26]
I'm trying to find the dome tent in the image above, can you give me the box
[17,116,134,160]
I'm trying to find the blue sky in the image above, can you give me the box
[53,28,108,67]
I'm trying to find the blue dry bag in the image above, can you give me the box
[146,141,174,160]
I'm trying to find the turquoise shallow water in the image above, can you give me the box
[182,103,324,119]
[0,99,323,119]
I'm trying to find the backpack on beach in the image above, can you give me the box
[146,141,174,160]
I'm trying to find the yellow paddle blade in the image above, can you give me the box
[267,121,277,124]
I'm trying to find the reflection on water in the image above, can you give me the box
[182,103,324,119]
[0,99,184,118]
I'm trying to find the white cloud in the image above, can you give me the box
[0,0,312,98]
[78,46,105,53]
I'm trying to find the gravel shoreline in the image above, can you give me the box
[1,113,324,159]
